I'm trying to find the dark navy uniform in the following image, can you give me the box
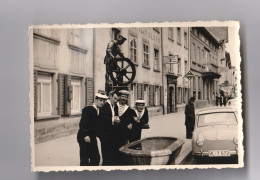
[77,105,100,166]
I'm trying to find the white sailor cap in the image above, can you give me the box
[118,90,130,96]
[135,100,146,104]
[95,93,108,100]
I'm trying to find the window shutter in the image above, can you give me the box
[137,83,142,100]
[86,77,94,106]
[160,86,164,105]
[34,70,38,119]
[141,84,144,100]
[64,75,71,116]
[127,84,131,106]
[149,85,154,106]
[58,74,65,116]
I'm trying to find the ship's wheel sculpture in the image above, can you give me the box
[106,58,136,93]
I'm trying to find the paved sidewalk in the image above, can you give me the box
[34,111,191,166]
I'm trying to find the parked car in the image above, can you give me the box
[192,108,238,161]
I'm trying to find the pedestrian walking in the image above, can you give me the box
[96,91,118,166]
[223,95,227,106]
[77,93,108,166]
[185,97,195,139]
[112,90,134,165]
[129,100,150,145]
[220,95,223,106]
[216,93,219,106]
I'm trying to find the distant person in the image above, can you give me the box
[77,93,108,166]
[97,91,118,165]
[223,95,227,106]
[216,93,219,106]
[185,97,195,139]
[129,100,150,144]
[219,95,223,106]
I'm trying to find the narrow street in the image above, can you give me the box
[35,110,190,166]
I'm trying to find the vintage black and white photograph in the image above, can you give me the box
[29,22,243,171]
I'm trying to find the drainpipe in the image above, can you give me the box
[161,27,165,115]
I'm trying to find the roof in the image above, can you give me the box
[197,107,236,115]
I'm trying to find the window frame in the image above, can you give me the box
[71,78,81,114]
[129,33,138,64]
[37,73,52,117]
[143,41,150,67]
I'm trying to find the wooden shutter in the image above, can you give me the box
[160,86,164,105]
[64,75,71,116]
[58,74,65,116]
[137,83,142,100]
[34,70,38,119]
[127,84,131,106]
[85,77,94,106]
[141,84,144,100]
[149,85,154,106]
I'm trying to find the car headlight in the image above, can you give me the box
[196,140,204,146]
[233,137,238,145]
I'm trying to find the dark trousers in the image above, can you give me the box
[77,137,100,166]
[186,126,194,139]
[100,137,113,166]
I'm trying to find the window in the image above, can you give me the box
[191,43,195,62]
[178,58,181,74]
[154,49,159,70]
[168,27,174,40]
[154,87,158,106]
[130,83,137,107]
[37,73,52,116]
[202,49,205,64]
[129,34,137,63]
[177,27,181,44]
[143,42,149,67]
[71,78,81,114]
[144,85,149,106]
[197,47,200,63]
[184,32,188,47]
[185,60,188,74]
[198,77,201,100]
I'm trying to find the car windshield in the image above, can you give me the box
[198,112,237,127]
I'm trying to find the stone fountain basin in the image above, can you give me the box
[119,136,185,165]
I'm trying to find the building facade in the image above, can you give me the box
[189,27,223,108]
[161,27,189,113]
[32,26,230,143]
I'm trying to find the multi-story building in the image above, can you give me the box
[94,27,164,116]
[32,26,229,143]
[33,28,95,143]
[161,27,189,113]
[32,27,164,143]
[189,27,224,108]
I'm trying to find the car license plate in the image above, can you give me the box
[208,150,231,157]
